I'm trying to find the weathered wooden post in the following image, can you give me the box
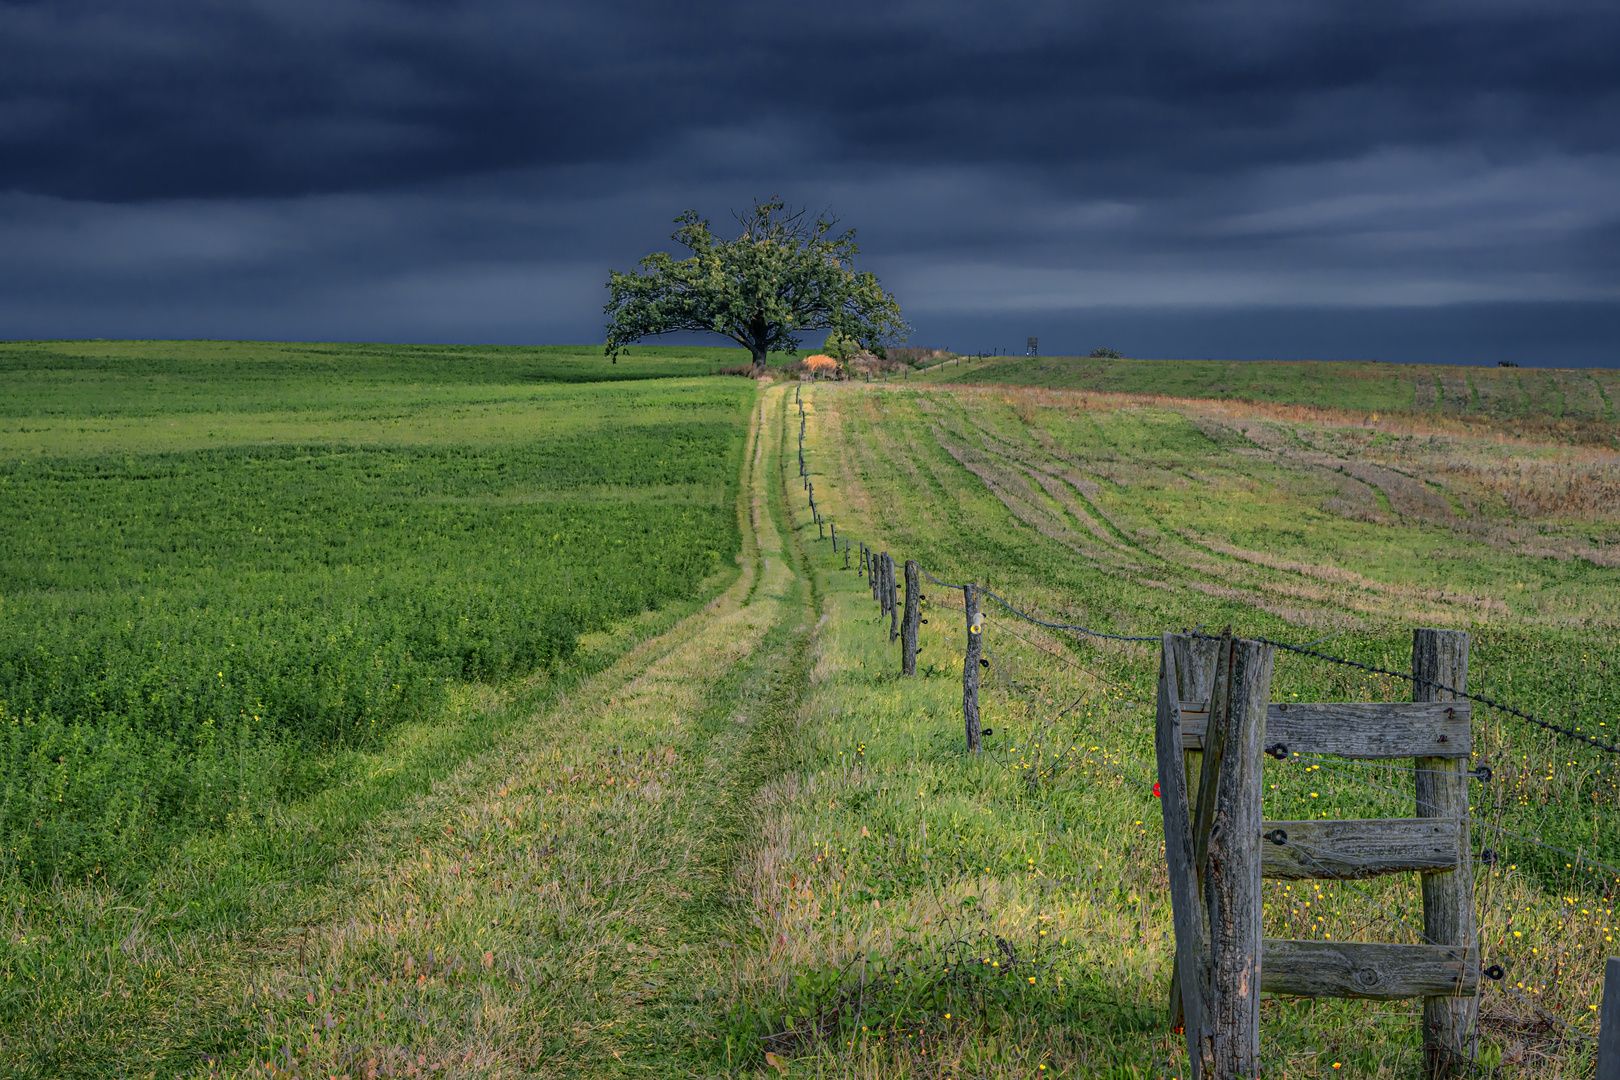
[844,545,851,570]
[1172,636,1221,819]
[1599,957,1620,1080]
[830,523,837,548]
[1194,633,1273,1080]
[1414,628,1476,1078]
[1168,633,1222,1035]
[901,560,920,674]
[888,555,900,642]
[877,551,889,609]
[1166,631,1272,1078]
[963,585,982,752]
[1157,634,1210,1080]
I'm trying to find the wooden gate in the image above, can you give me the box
[1157,629,1481,1079]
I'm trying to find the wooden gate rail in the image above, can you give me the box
[1158,629,1480,1080]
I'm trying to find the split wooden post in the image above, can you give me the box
[1598,957,1620,1080]
[901,560,920,675]
[962,585,982,752]
[878,552,891,615]
[1413,628,1476,1078]
[1191,632,1273,1079]
[1157,634,1211,1080]
[1168,633,1222,1034]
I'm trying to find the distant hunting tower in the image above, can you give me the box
[1026,337,1038,357]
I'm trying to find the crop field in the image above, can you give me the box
[2,349,1617,1079]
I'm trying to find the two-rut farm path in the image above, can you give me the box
[233,385,815,1077]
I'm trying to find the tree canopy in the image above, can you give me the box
[603,200,906,371]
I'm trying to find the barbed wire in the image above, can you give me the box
[1252,635,1620,757]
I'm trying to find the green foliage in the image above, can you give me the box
[1088,347,1123,358]
[604,199,907,368]
[823,328,860,362]
[0,345,753,883]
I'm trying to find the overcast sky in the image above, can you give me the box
[3,1,1618,364]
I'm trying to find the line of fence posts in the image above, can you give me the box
[798,392,1620,1069]
[1158,628,1489,1080]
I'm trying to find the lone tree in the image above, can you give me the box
[604,199,906,372]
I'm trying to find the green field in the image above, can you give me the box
[0,341,758,887]
[2,345,1617,1078]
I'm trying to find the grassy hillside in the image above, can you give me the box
[909,355,1620,445]
[4,346,1617,1078]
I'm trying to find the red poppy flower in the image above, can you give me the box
[1153,782,1161,798]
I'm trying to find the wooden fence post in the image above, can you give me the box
[1168,633,1222,1035]
[1172,635,1222,821]
[1599,957,1620,1080]
[1413,628,1476,1078]
[1191,631,1273,1079]
[962,585,982,752]
[1157,635,1210,1080]
[878,552,891,614]
[901,560,920,675]
[888,555,900,642]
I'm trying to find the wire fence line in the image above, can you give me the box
[790,383,1614,1066]
[792,380,1618,765]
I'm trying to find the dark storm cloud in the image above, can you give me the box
[1,1,1617,359]
[6,0,1619,200]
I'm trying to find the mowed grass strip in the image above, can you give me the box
[197,386,812,1078]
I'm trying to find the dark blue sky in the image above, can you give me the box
[2,1,1617,364]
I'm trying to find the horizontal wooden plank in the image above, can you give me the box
[1261,939,1479,1000]
[1179,700,1471,758]
[1260,818,1461,879]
